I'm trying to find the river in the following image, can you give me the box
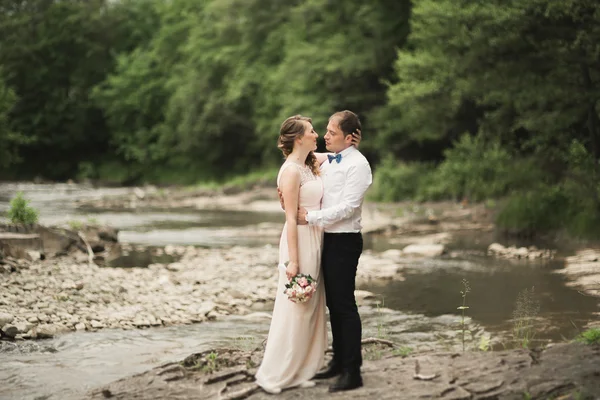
[0,183,598,400]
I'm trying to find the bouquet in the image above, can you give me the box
[283,273,317,303]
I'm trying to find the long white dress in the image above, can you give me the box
[255,161,327,391]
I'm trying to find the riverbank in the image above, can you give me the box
[88,341,600,399]
[3,185,600,340]
[2,184,600,399]
[0,243,431,340]
[75,184,600,299]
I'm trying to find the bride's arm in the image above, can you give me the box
[279,167,301,279]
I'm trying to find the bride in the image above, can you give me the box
[255,115,327,393]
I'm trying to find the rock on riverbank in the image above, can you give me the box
[0,245,408,340]
[88,342,600,400]
[487,242,556,260]
[555,249,600,300]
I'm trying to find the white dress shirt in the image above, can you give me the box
[306,146,372,233]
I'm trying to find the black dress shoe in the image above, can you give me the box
[312,361,341,379]
[328,370,363,392]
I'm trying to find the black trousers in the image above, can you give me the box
[322,232,363,372]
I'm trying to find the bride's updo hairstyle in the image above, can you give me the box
[278,115,320,176]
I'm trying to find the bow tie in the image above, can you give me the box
[328,154,342,163]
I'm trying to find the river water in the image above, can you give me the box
[0,183,598,400]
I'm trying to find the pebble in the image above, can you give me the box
[0,245,406,339]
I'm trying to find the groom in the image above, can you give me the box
[298,110,372,392]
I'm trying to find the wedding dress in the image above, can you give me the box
[255,161,327,392]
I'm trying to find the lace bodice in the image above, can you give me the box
[277,161,323,211]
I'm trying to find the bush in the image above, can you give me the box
[7,192,39,224]
[495,185,570,236]
[426,134,528,201]
[577,328,600,345]
[368,157,435,202]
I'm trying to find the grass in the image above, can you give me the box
[364,347,384,361]
[375,298,390,340]
[188,352,220,373]
[576,328,600,345]
[67,217,100,231]
[512,287,540,348]
[6,191,39,224]
[68,220,84,231]
[392,346,413,357]
[202,351,218,373]
[478,334,491,352]
[458,279,471,352]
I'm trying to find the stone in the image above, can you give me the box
[354,290,377,302]
[488,243,506,254]
[196,302,217,316]
[90,320,105,329]
[402,244,446,257]
[2,324,19,338]
[515,247,529,257]
[36,226,77,256]
[35,324,57,339]
[166,262,185,272]
[0,312,14,326]
[15,322,34,333]
[381,249,403,261]
[98,226,119,242]
[75,322,86,331]
[26,250,42,261]
[37,314,50,323]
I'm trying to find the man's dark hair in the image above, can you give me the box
[329,110,362,136]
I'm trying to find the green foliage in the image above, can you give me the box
[255,0,411,154]
[68,220,84,231]
[478,335,491,352]
[392,346,413,358]
[0,71,24,167]
[427,135,519,201]
[512,287,540,349]
[202,351,218,373]
[577,328,600,345]
[381,0,600,155]
[368,157,434,202]
[496,185,570,236]
[457,279,471,352]
[0,0,599,241]
[369,134,544,203]
[0,0,124,178]
[6,192,39,225]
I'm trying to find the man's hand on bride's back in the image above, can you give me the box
[278,187,285,210]
[297,207,308,225]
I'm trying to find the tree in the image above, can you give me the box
[256,0,411,162]
[164,0,298,177]
[0,71,23,168]
[0,0,118,178]
[381,0,600,162]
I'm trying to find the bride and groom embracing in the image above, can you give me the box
[255,110,372,394]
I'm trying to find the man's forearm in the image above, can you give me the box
[306,203,355,228]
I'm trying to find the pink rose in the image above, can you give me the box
[297,277,309,287]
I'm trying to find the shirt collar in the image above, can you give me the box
[336,145,357,157]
